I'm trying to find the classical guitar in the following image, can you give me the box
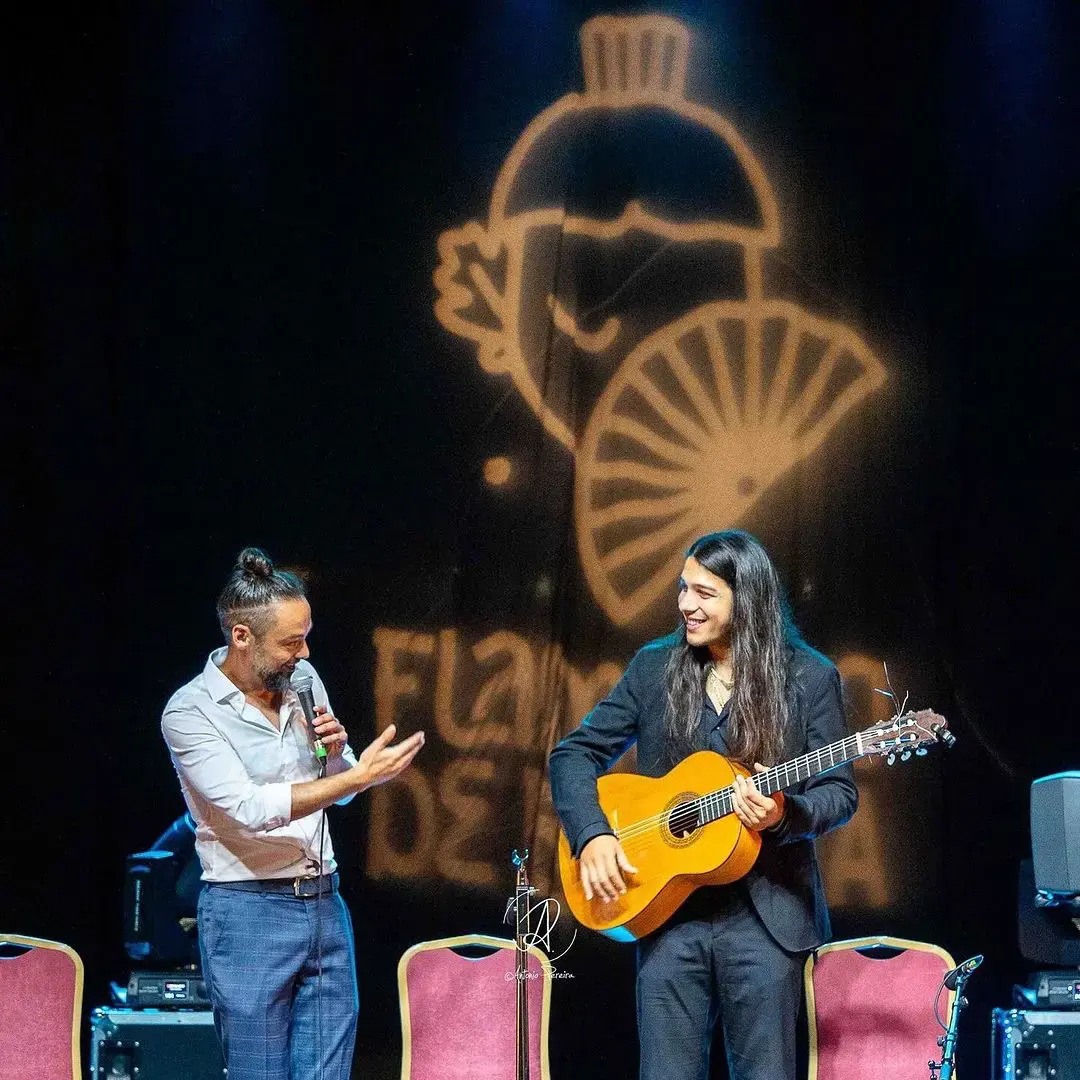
[557,709,951,941]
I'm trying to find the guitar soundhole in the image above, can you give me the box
[667,801,702,841]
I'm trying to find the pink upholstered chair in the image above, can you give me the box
[805,935,956,1080]
[0,934,84,1080]
[398,934,551,1080]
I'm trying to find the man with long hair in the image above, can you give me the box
[550,530,857,1080]
[162,548,424,1080]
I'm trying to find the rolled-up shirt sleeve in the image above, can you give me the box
[325,743,359,804]
[162,706,293,831]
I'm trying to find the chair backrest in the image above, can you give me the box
[805,936,956,1080]
[398,934,551,1080]
[0,935,84,1080]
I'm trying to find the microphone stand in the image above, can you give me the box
[511,850,533,1080]
[929,969,973,1080]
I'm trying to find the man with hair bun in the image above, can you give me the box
[162,547,424,1080]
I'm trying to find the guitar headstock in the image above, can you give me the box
[859,709,953,764]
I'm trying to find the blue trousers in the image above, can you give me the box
[636,885,804,1080]
[198,882,359,1080]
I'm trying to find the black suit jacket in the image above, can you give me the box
[548,635,858,952]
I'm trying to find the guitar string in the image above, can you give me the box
[605,733,869,848]
[606,720,926,849]
[613,735,858,843]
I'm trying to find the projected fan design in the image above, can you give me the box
[575,299,886,623]
[433,14,889,627]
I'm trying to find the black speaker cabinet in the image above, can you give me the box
[1031,772,1080,895]
[89,1007,224,1080]
[993,1008,1080,1080]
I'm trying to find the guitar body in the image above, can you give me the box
[557,751,763,942]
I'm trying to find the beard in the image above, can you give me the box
[254,656,296,693]
[261,668,292,693]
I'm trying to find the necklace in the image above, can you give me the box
[708,665,734,690]
[705,665,734,712]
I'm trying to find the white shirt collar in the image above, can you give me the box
[203,646,245,708]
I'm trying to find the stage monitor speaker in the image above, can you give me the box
[1031,772,1080,895]
[1018,860,1080,967]
[89,1007,224,1080]
[993,1009,1080,1080]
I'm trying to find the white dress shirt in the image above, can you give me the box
[161,648,358,882]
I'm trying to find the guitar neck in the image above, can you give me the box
[699,732,864,826]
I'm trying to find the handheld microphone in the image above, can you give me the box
[291,672,327,760]
[944,954,983,990]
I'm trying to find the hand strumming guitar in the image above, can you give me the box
[579,834,639,903]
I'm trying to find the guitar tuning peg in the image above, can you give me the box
[886,753,896,766]
[900,750,912,762]
[915,747,928,756]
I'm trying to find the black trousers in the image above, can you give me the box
[636,884,805,1080]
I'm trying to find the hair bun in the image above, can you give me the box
[237,546,274,578]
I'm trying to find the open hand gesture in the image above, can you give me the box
[353,724,425,791]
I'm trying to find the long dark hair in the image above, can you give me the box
[663,531,797,765]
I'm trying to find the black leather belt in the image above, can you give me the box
[210,872,339,898]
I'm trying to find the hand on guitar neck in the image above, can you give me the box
[581,765,783,904]
[731,764,786,833]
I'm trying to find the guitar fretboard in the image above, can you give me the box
[696,732,863,827]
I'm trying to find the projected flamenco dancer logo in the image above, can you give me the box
[435,14,887,626]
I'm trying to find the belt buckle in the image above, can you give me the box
[293,877,304,898]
